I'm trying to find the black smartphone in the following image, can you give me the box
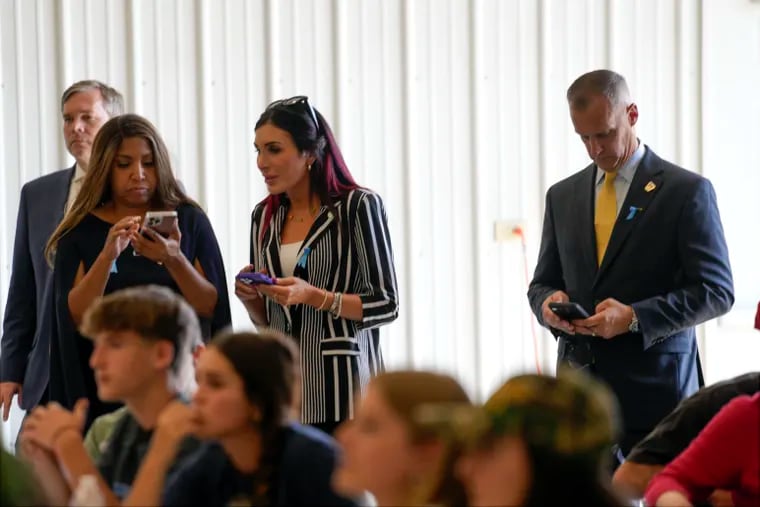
[548,302,590,321]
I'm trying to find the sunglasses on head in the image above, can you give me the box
[266,95,319,131]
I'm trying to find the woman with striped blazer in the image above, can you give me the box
[235,96,399,435]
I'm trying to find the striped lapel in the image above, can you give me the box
[263,206,292,323]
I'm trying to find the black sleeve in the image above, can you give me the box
[352,192,399,330]
[95,414,131,487]
[49,227,89,408]
[182,204,232,339]
[625,378,755,464]
[1,185,36,383]
[527,188,565,335]
[282,438,359,507]
[161,452,207,507]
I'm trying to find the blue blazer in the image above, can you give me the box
[528,147,734,453]
[1,167,74,410]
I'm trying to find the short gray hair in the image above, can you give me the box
[566,70,631,110]
[61,80,125,117]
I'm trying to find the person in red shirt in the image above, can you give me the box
[645,392,760,507]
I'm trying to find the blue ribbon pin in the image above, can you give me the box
[625,206,643,221]
[296,247,311,269]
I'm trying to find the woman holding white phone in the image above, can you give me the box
[45,113,231,428]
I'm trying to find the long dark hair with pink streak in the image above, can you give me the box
[255,97,360,240]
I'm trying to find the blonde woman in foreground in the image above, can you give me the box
[332,371,471,507]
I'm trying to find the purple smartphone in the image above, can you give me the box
[235,272,275,285]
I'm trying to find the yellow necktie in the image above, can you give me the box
[595,171,617,265]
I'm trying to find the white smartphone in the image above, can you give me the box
[143,210,178,237]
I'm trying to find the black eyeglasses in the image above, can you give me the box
[266,95,319,131]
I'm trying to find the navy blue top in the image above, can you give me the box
[50,203,231,427]
[162,423,357,507]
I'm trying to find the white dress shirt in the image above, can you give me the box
[64,163,87,214]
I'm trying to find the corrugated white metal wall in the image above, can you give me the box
[2,0,759,443]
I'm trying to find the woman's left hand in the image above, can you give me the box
[258,277,317,307]
[130,220,182,265]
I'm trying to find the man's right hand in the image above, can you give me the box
[0,381,23,421]
[541,291,575,334]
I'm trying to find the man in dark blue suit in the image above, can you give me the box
[527,70,734,459]
[0,80,124,422]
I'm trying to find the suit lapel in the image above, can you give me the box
[55,166,77,221]
[575,166,599,277]
[301,204,338,255]
[263,205,291,322]
[264,206,286,282]
[595,149,664,283]
[292,203,339,279]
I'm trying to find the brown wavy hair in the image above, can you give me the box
[45,113,198,266]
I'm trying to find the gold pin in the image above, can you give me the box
[644,181,656,192]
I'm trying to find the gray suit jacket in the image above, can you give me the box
[1,167,74,409]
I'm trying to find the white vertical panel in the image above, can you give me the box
[376,0,410,368]
[105,0,129,99]
[0,0,12,274]
[2,0,758,445]
[135,0,158,117]
[471,0,494,398]
[312,0,335,116]
[674,0,701,170]
[175,0,200,197]
[0,0,11,450]
[154,0,179,147]
[446,0,477,391]
[404,0,436,371]
[224,0,259,328]
[700,0,760,382]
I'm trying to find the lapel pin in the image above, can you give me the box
[296,247,312,269]
[625,206,643,221]
[644,181,656,192]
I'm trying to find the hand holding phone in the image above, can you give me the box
[235,272,275,286]
[548,302,590,321]
[143,210,178,238]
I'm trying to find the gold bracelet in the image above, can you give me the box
[318,289,330,310]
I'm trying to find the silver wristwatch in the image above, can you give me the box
[628,309,640,333]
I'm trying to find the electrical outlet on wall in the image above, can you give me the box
[494,220,524,242]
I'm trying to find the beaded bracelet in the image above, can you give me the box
[327,292,340,315]
[330,292,343,318]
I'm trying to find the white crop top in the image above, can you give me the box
[279,242,303,277]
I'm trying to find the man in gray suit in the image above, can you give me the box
[0,80,124,421]
[528,70,734,460]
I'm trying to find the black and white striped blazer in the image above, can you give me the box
[250,189,399,424]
